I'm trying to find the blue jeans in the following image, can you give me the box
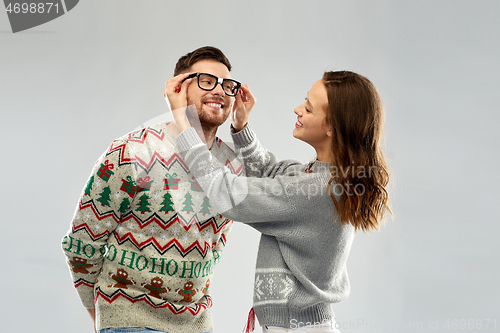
[100,328,213,333]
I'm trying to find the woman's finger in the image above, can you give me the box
[240,84,256,103]
[178,77,193,94]
[165,73,192,95]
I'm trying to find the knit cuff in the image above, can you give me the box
[176,127,205,152]
[230,123,256,148]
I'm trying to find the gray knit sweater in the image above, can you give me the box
[177,125,355,328]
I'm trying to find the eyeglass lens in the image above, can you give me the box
[197,73,239,96]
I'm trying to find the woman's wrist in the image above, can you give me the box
[232,122,248,132]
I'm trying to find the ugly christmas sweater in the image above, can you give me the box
[62,122,242,333]
[177,125,355,329]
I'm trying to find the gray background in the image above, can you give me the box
[1,1,499,332]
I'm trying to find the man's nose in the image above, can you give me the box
[212,82,226,96]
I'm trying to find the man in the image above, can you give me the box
[62,46,243,333]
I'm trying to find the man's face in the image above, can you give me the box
[186,59,233,128]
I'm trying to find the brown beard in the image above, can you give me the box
[198,109,230,127]
[188,96,231,129]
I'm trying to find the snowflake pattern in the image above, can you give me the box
[128,144,138,156]
[181,234,190,243]
[171,226,181,236]
[253,269,296,306]
[149,140,158,149]
[150,226,158,234]
[254,275,264,300]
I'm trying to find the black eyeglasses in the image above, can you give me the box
[182,72,241,97]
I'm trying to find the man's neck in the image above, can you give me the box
[167,122,217,150]
[199,124,217,150]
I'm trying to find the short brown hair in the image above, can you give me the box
[174,46,232,76]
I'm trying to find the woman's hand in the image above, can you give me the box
[164,73,193,132]
[231,84,256,132]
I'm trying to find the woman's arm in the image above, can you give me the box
[230,124,291,178]
[164,74,303,224]
[177,127,301,224]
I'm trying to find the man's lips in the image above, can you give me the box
[204,101,224,110]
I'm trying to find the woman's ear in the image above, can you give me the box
[323,119,333,138]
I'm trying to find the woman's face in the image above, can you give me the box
[293,79,331,148]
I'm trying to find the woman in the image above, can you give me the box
[165,70,391,332]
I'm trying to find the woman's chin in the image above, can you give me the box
[292,130,304,142]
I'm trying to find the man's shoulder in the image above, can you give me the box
[112,122,171,145]
[212,137,245,175]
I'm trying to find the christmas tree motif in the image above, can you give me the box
[97,186,112,207]
[159,192,175,213]
[181,192,195,214]
[135,193,151,214]
[199,196,211,216]
[119,197,131,214]
[84,175,94,196]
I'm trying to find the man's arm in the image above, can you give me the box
[62,140,127,324]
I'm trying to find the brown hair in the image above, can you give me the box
[323,71,392,232]
[174,46,232,76]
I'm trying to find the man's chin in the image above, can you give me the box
[199,116,228,128]
[199,111,230,128]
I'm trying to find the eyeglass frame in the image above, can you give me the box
[182,72,241,97]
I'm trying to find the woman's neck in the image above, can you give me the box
[314,144,333,163]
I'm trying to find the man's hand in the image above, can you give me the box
[86,308,97,333]
[164,73,193,133]
[231,84,256,132]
